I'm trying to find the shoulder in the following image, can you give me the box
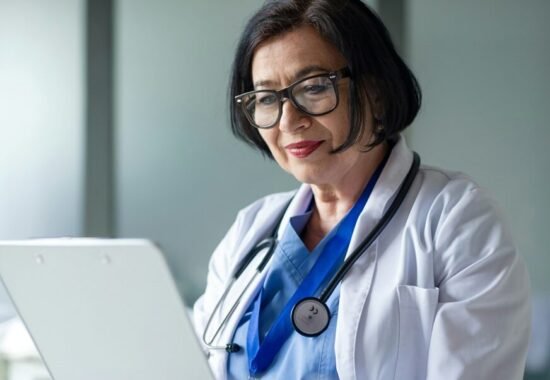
[237,190,296,219]
[415,163,507,235]
[195,189,297,312]
[233,190,296,232]
[210,189,296,271]
[415,164,499,229]
[418,164,481,198]
[414,165,521,286]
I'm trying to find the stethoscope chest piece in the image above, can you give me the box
[291,297,330,337]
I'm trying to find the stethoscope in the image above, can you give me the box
[202,152,420,353]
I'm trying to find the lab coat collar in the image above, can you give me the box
[335,134,414,380]
[276,186,313,238]
[349,134,414,254]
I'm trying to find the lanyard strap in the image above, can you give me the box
[246,155,388,376]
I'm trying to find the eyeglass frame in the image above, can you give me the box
[235,67,351,129]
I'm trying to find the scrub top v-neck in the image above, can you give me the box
[227,204,341,379]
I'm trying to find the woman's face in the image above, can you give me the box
[251,25,376,188]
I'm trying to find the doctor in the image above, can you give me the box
[193,0,531,379]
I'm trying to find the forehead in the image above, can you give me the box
[251,25,347,87]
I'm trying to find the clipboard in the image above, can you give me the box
[0,238,213,380]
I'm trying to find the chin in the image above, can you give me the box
[288,167,329,186]
[279,156,335,185]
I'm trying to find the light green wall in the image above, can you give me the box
[406,0,550,292]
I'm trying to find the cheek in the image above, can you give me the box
[329,91,351,142]
[325,110,350,147]
[259,130,282,156]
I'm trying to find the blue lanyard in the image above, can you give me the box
[246,156,388,376]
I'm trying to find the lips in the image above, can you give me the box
[284,140,324,158]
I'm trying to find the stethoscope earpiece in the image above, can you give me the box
[291,297,331,337]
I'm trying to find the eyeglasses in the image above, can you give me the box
[235,67,351,129]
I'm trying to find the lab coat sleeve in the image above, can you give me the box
[425,184,531,380]
[192,209,246,345]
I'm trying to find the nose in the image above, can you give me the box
[277,99,311,133]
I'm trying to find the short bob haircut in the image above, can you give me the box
[229,0,421,157]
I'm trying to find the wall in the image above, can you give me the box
[115,0,298,302]
[0,0,84,319]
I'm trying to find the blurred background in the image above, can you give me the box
[0,0,548,379]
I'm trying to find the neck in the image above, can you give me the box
[306,143,388,242]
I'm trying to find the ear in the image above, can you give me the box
[372,92,385,122]
[365,78,384,122]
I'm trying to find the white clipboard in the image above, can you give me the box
[0,238,213,380]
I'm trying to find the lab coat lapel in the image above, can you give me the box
[335,136,414,379]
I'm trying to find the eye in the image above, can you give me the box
[304,83,330,94]
[256,93,278,106]
[294,76,334,98]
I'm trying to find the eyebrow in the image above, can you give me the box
[253,64,331,89]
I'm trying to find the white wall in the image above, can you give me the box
[406,0,550,292]
[0,0,84,318]
[0,0,84,240]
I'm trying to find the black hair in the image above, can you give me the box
[229,0,421,157]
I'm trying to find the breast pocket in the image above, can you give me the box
[394,285,439,380]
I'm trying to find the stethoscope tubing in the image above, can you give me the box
[202,270,261,351]
[202,202,290,351]
[202,152,420,348]
[318,152,420,302]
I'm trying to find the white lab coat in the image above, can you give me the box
[193,136,531,380]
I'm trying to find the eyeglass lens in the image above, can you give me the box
[242,74,338,128]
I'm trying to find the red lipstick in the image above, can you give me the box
[284,140,323,158]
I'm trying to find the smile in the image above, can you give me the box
[284,140,324,158]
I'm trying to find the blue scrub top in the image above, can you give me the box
[227,207,342,379]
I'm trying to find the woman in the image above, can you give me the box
[193,1,530,379]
